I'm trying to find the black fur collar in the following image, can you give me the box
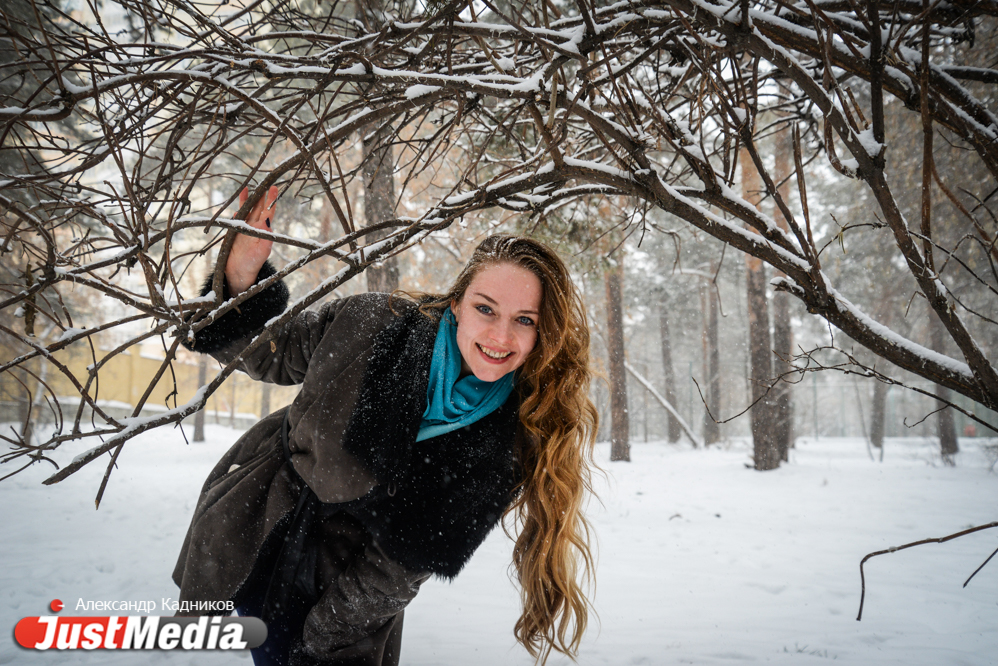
[339,300,437,487]
[341,302,522,579]
[183,261,289,354]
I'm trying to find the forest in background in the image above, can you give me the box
[1,0,997,503]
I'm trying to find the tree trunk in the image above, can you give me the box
[606,260,630,462]
[746,260,779,469]
[742,148,779,470]
[659,294,681,443]
[870,380,888,451]
[356,0,399,294]
[706,283,722,444]
[771,130,795,460]
[362,122,400,293]
[771,293,793,460]
[930,317,959,463]
[936,385,958,463]
[193,355,206,442]
[700,281,721,446]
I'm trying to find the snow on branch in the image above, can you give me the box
[1,0,996,488]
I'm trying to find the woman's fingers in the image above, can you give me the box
[264,185,278,230]
[226,186,278,295]
[245,185,278,231]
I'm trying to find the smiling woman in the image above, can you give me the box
[451,263,541,381]
[173,218,599,666]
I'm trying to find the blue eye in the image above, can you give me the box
[517,316,536,326]
[476,305,493,315]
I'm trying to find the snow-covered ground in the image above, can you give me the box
[1,425,996,665]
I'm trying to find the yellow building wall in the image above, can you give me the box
[2,335,297,427]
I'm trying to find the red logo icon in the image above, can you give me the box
[49,600,63,613]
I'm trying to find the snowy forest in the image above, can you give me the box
[1,0,997,663]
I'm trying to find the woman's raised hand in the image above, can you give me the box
[225,186,279,296]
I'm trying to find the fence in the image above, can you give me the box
[0,337,298,433]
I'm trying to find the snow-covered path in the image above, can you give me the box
[2,427,995,665]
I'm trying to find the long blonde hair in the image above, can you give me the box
[414,234,599,662]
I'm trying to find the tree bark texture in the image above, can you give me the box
[356,0,400,294]
[659,295,682,443]
[746,261,780,470]
[362,123,400,293]
[606,260,630,462]
[771,130,795,459]
[743,149,779,470]
[772,292,793,460]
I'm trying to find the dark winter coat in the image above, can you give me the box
[172,264,523,663]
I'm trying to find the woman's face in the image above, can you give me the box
[452,262,542,382]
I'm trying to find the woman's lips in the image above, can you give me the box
[476,343,513,364]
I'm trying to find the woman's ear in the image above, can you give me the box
[450,298,459,322]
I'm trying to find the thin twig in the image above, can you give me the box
[857,522,998,620]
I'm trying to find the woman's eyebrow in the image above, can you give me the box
[472,292,539,315]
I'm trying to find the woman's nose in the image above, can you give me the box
[490,320,514,346]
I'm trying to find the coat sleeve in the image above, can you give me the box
[182,261,352,386]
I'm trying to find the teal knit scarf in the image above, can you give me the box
[416,307,515,442]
